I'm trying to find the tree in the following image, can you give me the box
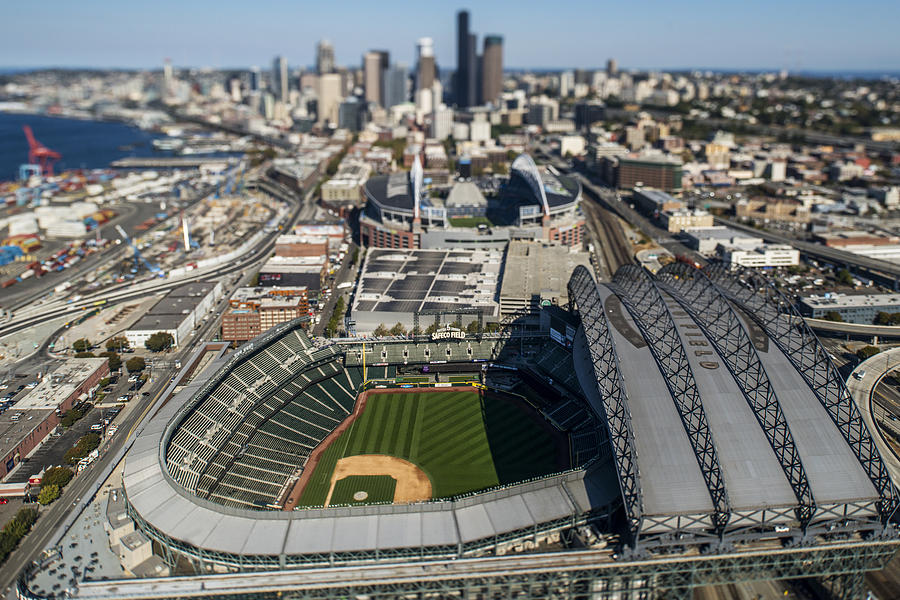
[836,269,854,286]
[424,323,439,335]
[823,311,844,323]
[483,322,500,334]
[875,312,900,326]
[466,320,480,334]
[105,337,129,352]
[145,332,175,352]
[389,323,406,336]
[37,485,60,506]
[42,467,74,489]
[857,346,881,360]
[325,296,347,338]
[74,352,95,358]
[99,352,122,371]
[373,324,390,337]
[72,338,91,352]
[60,407,85,428]
[126,356,146,372]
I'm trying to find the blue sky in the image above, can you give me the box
[4,0,899,72]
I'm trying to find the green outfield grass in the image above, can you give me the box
[330,475,397,505]
[296,390,565,507]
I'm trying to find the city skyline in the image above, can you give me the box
[4,0,899,72]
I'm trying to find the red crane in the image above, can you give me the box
[22,125,62,178]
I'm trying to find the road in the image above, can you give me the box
[1,182,214,314]
[0,370,167,595]
[0,166,316,593]
[0,176,304,340]
[716,217,900,285]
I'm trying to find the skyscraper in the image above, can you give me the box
[382,64,409,109]
[163,58,173,99]
[606,58,618,76]
[456,10,476,108]
[317,40,335,75]
[317,73,342,126]
[481,35,502,106]
[272,55,288,103]
[364,50,389,106]
[416,38,435,92]
[249,66,261,92]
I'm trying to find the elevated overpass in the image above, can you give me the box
[716,218,900,288]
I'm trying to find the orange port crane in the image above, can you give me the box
[23,125,62,177]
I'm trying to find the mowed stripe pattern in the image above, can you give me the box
[296,390,562,507]
[330,475,397,505]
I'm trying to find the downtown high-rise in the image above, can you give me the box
[481,35,503,106]
[456,10,476,108]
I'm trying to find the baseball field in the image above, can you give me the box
[294,388,567,507]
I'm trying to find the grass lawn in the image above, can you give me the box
[448,216,493,228]
[296,390,564,507]
[330,475,397,505]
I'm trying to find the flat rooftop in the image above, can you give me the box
[499,242,592,305]
[15,358,107,411]
[0,409,55,468]
[801,293,900,310]
[352,249,501,315]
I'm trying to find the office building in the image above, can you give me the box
[481,35,503,106]
[798,292,900,324]
[339,97,366,131]
[431,106,454,140]
[613,155,683,191]
[719,243,800,269]
[317,73,342,126]
[606,58,617,76]
[272,55,288,104]
[456,10,476,107]
[363,51,388,106]
[416,38,436,92]
[560,71,575,98]
[316,40,335,75]
[249,66,261,92]
[382,64,408,109]
[574,101,606,129]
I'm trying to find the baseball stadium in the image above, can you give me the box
[19,264,900,599]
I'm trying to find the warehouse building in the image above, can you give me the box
[0,358,108,479]
[126,282,224,348]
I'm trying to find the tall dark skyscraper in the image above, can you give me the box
[456,10,476,107]
[481,35,503,106]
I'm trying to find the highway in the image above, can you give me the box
[716,217,900,284]
[0,369,169,596]
[46,538,900,599]
[0,174,306,340]
[1,182,215,314]
[0,167,317,594]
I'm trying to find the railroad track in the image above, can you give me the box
[583,199,633,276]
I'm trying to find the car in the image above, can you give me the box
[117,394,130,402]
[90,424,103,431]
[16,385,25,392]
[0,498,8,505]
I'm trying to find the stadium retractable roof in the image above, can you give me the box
[568,264,896,546]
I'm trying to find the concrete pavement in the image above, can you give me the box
[847,347,900,484]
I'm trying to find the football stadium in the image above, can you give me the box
[359,153,586,249]
[21,263,900,599]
